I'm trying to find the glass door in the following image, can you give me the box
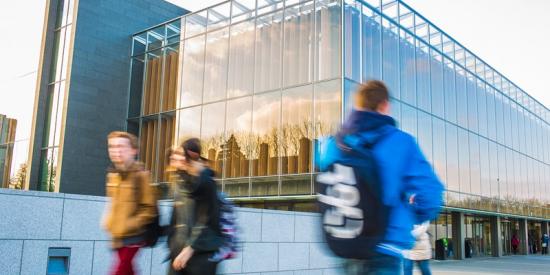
[501,219,512,255]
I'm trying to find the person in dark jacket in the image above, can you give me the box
[321,80,444,274]
[167,138,223,275]
[542,233,549,255]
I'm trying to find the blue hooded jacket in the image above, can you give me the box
[318,110,444,257]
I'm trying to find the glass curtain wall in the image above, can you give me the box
[345,0,550,219]
[130,0,342,197]
[130,0,549,215]
[38,0,75,192]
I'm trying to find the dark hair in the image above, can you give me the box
[181,138,202,161]
[355,80,390,111]
[107,131,138,149]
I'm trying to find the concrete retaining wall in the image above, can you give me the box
[0,189,344,274]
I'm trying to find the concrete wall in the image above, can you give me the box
[0,189,344,275]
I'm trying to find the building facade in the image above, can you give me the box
[128,0,550,259]
[0,115,18,188]
[26,0,187,195]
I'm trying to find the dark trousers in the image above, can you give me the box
[168,252,218,275]
[344,253,402,275]
[542,246,548,255]
[404,259,432,275]
[111,246,141,275]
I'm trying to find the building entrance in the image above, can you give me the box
[528,221,542,254]
[465,215,492,257]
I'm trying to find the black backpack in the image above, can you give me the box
[316,135,390,259]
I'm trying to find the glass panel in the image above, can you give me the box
[39,149,54,191]
[466,73,478,132]
[128,56,145,117]
[504,99,514,148]
[281,85,313,175]
[417,111,432,163]
[180,34,205,108]
[315,0,341,81]
[488,141,498,200]
[443,58,456,123]
[224,177,250,197]
[203,28,229,103]
[432,117,446,185]
[250,176,279,196]
[49,27,67,83]
[232,0,256,23]
[430,50,444,118]
[132,33,147,56]
[166,19,182,44]
[458,127,470,195]
[42,85,57,148]
[469,133,480,196]
[176,106,202,143]
[161,45,180,111]
[185,11,208,38]
[49,147,59,192]
[401,104,417,137]
[398,29,415,106]
[147,25,165,51]
[456,68,468,129]
[495,93,505,144]
[479,137,490,198]
[158,112,176,182]
[255,10,283,92]
[53,81,66,146]
[486,87,496,141]
[382,20,399,99]
[497,144,506,201]
[446,122,459,193]
[343,79,360,117]
[252,91,281,177]
[362,4,382,81]
[143,49,163,115]
[201,102,226,177]
[281,174,312,195]
[344,1,360,82]
[225,96,253,178]
[414,40,430,114]
[140,116,160,181]
[283,1,315,87]
[208,2,231,30]
[227,20,255,98]
[314,79,341,139]
[257,0,284,15]
[60,0,74,26]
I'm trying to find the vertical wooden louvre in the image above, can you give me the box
[140,49,179,182]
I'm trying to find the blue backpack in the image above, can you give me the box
[210,192,239,262]
[316,134,390,259]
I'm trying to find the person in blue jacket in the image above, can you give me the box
[323,80,444,274]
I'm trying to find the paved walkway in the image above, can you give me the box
[425,255,550,274]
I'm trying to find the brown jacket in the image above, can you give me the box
[103,162,158,248]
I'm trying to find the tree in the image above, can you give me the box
[9,163,26,189]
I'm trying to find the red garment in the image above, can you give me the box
[512,237,520,246]
[111,245,141,275]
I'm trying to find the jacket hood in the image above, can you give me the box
[339,110,397,147]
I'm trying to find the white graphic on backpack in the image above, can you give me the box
[317,164,363,239]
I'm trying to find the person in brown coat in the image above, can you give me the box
[102,131,158,275]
